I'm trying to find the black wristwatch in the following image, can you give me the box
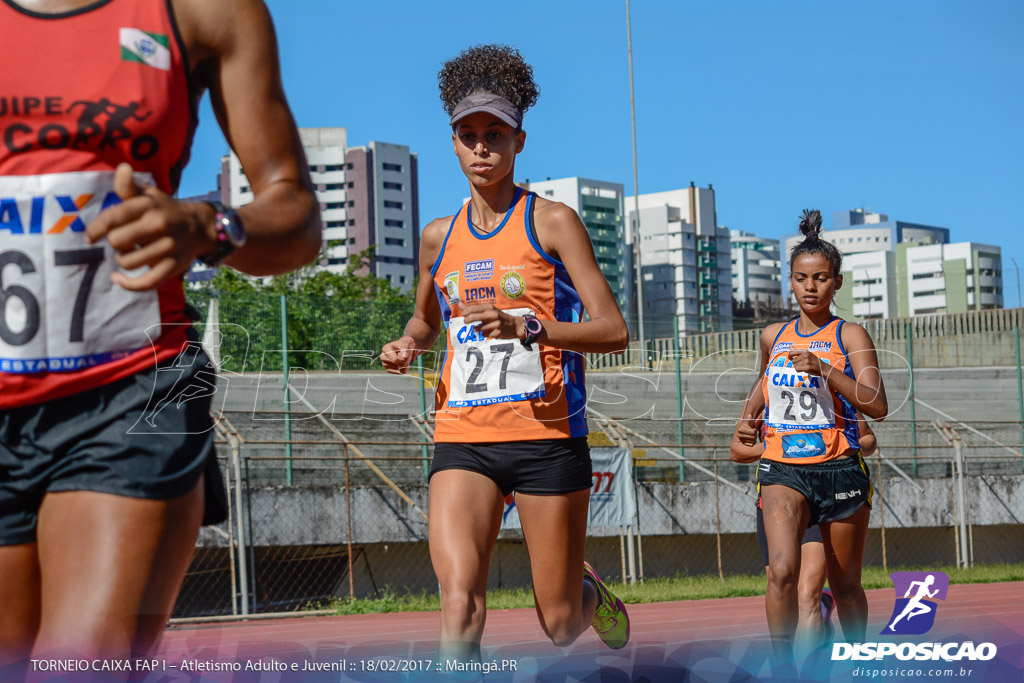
[521,314,543,351]
[198,201,247,267]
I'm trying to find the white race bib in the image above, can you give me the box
[765,363,835,431]
[0,171,160,374]
[446,307,545,408]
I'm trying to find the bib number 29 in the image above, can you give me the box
[0,247,104,346]
[780,389,818,422]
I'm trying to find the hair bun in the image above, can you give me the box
[799,209,822,238]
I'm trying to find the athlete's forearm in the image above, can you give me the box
[730,434,763,463]
[821,366,888,420]
[225,180,322,275]
[528,316,629,355]
[741,376,765,419]
[402,315,441,355]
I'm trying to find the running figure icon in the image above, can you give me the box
[888,574,940,631]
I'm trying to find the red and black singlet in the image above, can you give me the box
[0,0,197,408]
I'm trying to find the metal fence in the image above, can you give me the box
[171,419,1024,619]
[169,296,1024,620]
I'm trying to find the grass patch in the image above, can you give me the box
[321,563,1024,616]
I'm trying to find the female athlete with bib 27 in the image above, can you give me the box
[737,210,887,660]
[381,45,630,661]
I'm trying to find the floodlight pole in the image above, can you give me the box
[626,0,646,361]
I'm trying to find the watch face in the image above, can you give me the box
[221,211,247,246]
[525,317,542,335]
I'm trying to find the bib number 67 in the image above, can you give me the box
[0,247,105,346]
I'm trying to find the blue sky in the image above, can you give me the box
[178,1,1024,303]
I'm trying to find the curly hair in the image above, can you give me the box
[790,209,843,276]
[438,44,540,120]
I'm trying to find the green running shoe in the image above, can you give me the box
[583,561,630,649]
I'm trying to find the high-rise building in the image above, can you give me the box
[519,177,628,316]
[344,141,419,289]
[730,229,782,308]
[833,250,898,319]
[225,128,419,289]
[897,241,1002,316]
[625,184,733,337]
[832,241,1002,319]
[782,209,951,307]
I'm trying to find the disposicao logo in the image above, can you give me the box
[831,570,998,663]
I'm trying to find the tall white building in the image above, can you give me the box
[519,177,628,316]
[782,209,951,307]
[782,209,951,259]
[837,250,898,319]
[225,128,418,288]
[832,241,1003,319]
[730,230,782,308]
[898,241,1002,316]
[625,184,733,337]
[227,127,347,274]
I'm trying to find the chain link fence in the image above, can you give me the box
[171,421,1024,618]
[170,296,1024,619]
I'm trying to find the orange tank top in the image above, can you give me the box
[761,316,860,463]
[430,189,588,443]
[0,0,196,408]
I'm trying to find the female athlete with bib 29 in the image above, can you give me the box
[738,210,887,660]
[381,45,630,661]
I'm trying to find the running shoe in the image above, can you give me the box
[820,589,836,643]
[583,561,630,649]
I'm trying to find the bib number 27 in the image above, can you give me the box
[464,343,515,393]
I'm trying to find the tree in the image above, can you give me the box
[187,247,418,372]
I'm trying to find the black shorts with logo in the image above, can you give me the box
[0,341,226,546]
[430,436,592,496]
[755,453,872,528]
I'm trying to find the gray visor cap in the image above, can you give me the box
[449,93,523,129]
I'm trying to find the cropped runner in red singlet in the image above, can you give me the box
[382,45,630,661]
[0,0,321,665]
[733,210,888,661]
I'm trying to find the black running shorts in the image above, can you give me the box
[0,342,224,546]
[430,436,592,496]
[755,452,872,528]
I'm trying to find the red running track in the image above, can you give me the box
[156,582,1024,682]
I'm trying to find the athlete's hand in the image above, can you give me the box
[462,304,521,340]
[85,163,218,291]
[736,414,762,447]
[381,336,418,374]
[787,348,826,377]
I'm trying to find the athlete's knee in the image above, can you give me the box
[547,628,581,648]
[538,606,583,648]
[0,610,39,661]
[767,558,801,590]
[34,617,133,660]
[440,588,485,628]
[828,580,863,605]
